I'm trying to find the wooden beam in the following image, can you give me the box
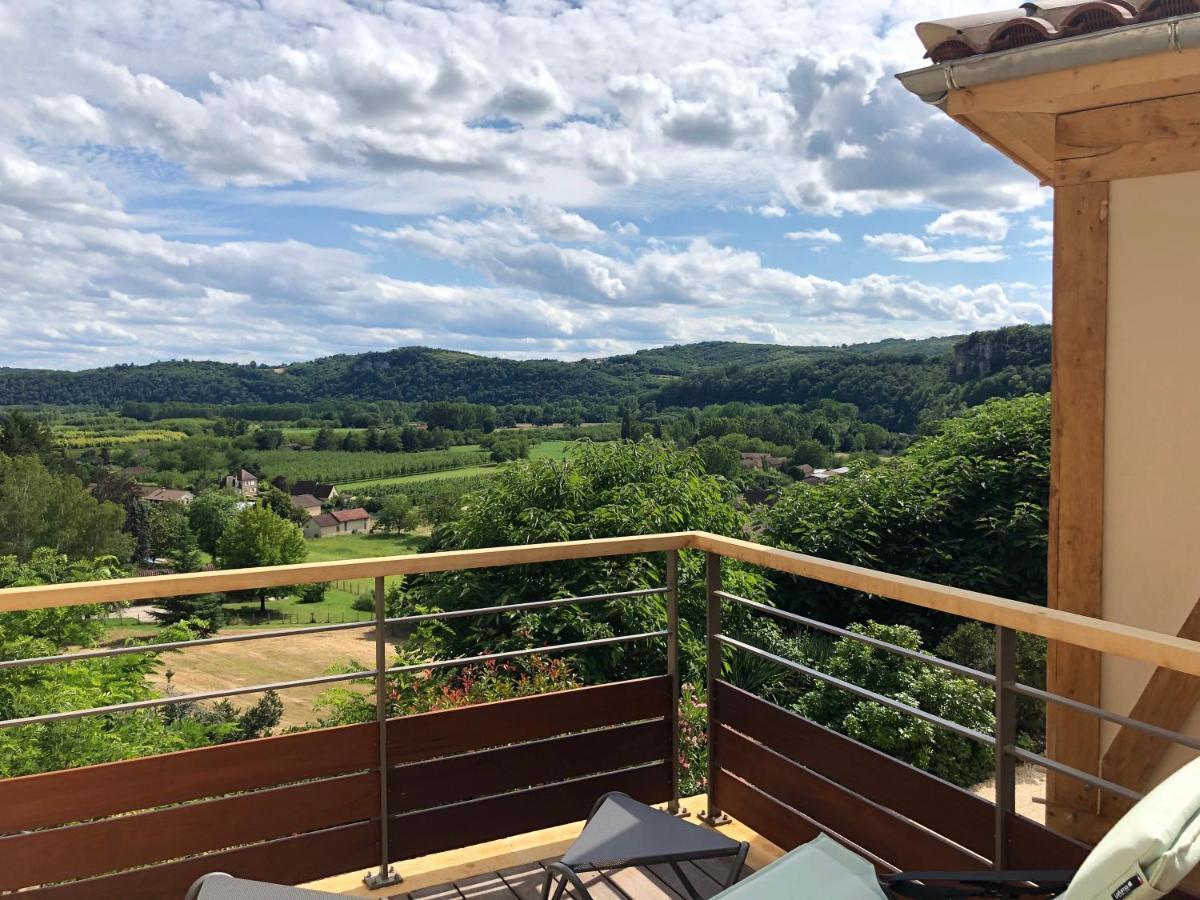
[1055,92,1200,185]
[1099,596,1200,823]
[946,47,1200,116]
[953,111,1056,184]
[1044,180,1109,841]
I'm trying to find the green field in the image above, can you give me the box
[529,440,571,461]
[221,532,427,624]
[336,464,499,491]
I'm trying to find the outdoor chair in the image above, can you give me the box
[542,791,750,900]
[184,872,344,899]
[723,752,1200,900]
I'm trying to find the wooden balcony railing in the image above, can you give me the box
[3,532,1200,898]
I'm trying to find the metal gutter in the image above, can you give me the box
[896,13,1200,106]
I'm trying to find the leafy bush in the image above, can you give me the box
[794,622,995,787]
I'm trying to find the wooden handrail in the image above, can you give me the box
[4,529,1200,678]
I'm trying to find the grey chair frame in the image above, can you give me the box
[541,792,750,900]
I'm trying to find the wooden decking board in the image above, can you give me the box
[497,862,551,900]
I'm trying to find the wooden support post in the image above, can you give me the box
[1045,180,1109,842]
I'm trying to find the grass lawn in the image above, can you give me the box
[529,440,572,461]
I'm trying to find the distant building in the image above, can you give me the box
[291,480,339,502]
[802,466,851,487]
[739,452,788,470]
[741,488,781,507]
[290,494,323,518]
[303,507,372,539]
[223,468,259,497]
[140,487,194,505]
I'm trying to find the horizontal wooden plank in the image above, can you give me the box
[715,683,994,859]
[0,722,375,833]
[691,533,1200,679]
[1005,811,1089,871]
[20,820,379,900]
[1,771,376,891]
[390,719,669,813]
[0,533,691,611]
[389,762,671,861]
[1055,135,1200,185]
[717,726,984,872]
[387,677,671,763]
[1057,92,1200,160]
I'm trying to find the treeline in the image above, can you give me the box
[0,327,1050,435]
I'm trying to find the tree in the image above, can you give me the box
[0,550,282,776]
[216,507,307,613]
[188,490,239,556]
[92,469,153,560]
[147,502,202,571]
[695,438,740,479]
[0,454,132,561]
[765,394,1050,638]
[789,439,832,470]
[149,594,226,636]
[312,427,337,450]
[375,494,421,534]
[405,440,781,684]
[258,483,308,525]
[795,622,995,787]
[0,411,55,457]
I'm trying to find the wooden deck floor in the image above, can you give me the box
[391,856,752,900]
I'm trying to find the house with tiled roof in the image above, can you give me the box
[303,507,373,539]
[222,468,259,498]
[290,480,339,503]
[290,494,323,518]
[139,487,194,505]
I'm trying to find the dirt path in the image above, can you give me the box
[971,763,1047,823]
[147,626,379,729]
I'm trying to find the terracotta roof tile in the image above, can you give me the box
[917,0,1188,62]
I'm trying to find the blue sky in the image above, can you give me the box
[0,0,1051,370]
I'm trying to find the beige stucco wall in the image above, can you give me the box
[1101,171,1200,773]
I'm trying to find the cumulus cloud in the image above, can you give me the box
[785,228,841,244]
[865,232,1006,263]
[0,1,1052,367]
[927,210,1010,242]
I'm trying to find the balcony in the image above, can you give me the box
[3,532,1199,898]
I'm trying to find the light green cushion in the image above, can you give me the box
[714,834,888,900]
[1061,755,1200,900]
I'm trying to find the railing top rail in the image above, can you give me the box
[0,532,693,612]
[3,529,1200,679]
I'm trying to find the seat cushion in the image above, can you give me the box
[1061,755,1200,900]
[713,834,888,900]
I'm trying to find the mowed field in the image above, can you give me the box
[142,531,425,727]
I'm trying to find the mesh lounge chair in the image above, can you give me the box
[543,791,750,900]
[717,753,1200,900]
[184,873,344,899]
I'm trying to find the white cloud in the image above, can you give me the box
[785,228,842,244]
[612,221,641,237]
[865,231,1006,263]
[927,210,1010,242]
[756,204,788,218]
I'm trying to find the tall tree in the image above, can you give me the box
[188,490,239,556]
[0,455,132,561]
[0,412,55,457]
[216,507,307,613]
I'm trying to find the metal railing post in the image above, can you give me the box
[702,551,730,825]
[364,576,402,889]
[994,626,1017,870]
[665,549,684,816]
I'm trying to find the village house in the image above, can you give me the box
[222,468,259,498]
[738,452,788,470]
[290,480,339,503]
[290,494,323,518]
[139,486,194,505]
[303,507,373,539]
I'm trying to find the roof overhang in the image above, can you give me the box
[897,14,1200,184]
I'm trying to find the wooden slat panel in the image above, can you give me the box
[389,762,671,861]
[714,769,821,853]
[0,721,375,833]
[716,726,984,872]
[1005,811,1089,871]
[1,771,376,891]
[1046,180,1108,841]
[390,719,669,813]
[387,677,670,764]
[21,820,379,900]
[715,683,994,859]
